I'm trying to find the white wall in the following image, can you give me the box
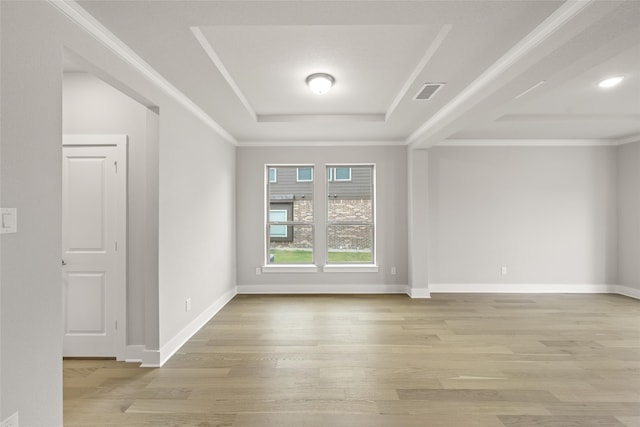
[236,146,408,289]
[617,140,640,292]
[1,3,65,424]
[1,2,236,424]
[427,146,618,288]
[158,102,236,348]
[63,73,156,347]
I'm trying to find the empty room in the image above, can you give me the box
[1,1,639,426]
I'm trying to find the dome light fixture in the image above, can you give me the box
[598,76,624,89]
[306,73,335,95]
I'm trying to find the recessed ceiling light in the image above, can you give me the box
[598,76,624,89]
[306,73,335,95]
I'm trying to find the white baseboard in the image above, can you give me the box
[124,345,145,363]
[237,283,409,295]
[614,285,640,299]
[428,283,617,294]
[153,287,237,367]
[408,287,431,298]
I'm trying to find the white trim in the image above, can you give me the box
[438,139,616,147]
[239,140,406,147]
[155,287,237,367]
[237,284,409,294]
[62,133,128,146]
[49,1,236,145]
[408,287,432,299]
[407,0,593,145]
[615,133,640,146]
[323,265,379,273]
[191,27,257,122]
[257,114,385,123]
[386,24,453,120]
[428,283,616,294]
[62,135,128,361]
[261,265,319,273]
[514,80,546,99]
[124,345,145,363]
[614,285,640,300]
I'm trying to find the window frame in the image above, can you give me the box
[325,163,376,267]
[264,164,316,270]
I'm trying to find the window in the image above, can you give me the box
[297,167,313,182]
[328,167,352,182]
[266,166,314,264]
[326,165,375,264]
[269,209,288,238]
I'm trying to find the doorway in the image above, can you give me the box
[62,135,127,359]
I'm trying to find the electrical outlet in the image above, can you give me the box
[255,267,262,275]
[185,298,191,312]
[501,266,508,276]
[391,266,397,275]
[1,411,19,427]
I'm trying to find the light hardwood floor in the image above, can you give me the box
[64,294,640,426]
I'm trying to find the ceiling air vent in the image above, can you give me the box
[414,83,445,100]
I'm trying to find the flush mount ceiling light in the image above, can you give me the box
[306,73,335,95]
[598,76,624,89]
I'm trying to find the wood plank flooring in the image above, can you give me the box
[64,293,640,426]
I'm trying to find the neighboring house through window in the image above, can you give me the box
[265,164,374,267]
[327,165,375,264]
[328,167,352,182]
[266,165,314,264]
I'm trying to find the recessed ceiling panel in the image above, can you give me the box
[196,25,443,116]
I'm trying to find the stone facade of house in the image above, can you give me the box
[270,199,372,251]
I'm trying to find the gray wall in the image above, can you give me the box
[427,146,618,286]
[0,2,236,424]
[237,146,408,286]
[617,140,640,291]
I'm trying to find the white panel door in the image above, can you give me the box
[62,135,126,358]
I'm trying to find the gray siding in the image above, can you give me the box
[269,167,313,199]
[269,166,372,200]
[328,167,372,200]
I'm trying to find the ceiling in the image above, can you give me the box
[64,0,640,147]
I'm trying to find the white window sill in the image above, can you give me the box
[322,265,379,273]
[261,264,319,273]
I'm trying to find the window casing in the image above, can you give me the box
[266,165,314,264]
[326,164,375,265]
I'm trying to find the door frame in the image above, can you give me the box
[62,134,128,360]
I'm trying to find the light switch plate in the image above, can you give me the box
[1,208,17,234]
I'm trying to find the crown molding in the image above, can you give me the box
[238,140,406,147]
[615,132,640,146]
[407,0,594,146]
[48,0,237,145]
[257,114,385,123]
[497,114,640,122]
[438,139,616,147]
